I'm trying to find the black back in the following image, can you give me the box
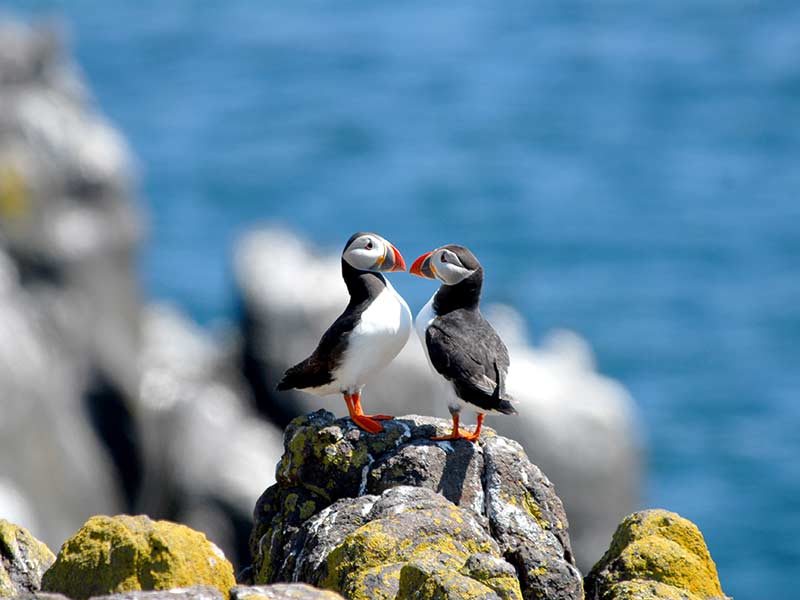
[426,269,516,414]
[276,259,387,391]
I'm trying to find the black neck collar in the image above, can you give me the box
[341,259,387,306]
[433,268,483,314]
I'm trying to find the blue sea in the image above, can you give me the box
[6,2,800,598]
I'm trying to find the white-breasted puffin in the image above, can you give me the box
[410,245,517,441]
[277,232,412,433]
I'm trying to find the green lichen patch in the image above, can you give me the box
[318,505,498,598]
[460,554,522,600]
[586,510,728,600]
[397,562,499,600]
[342,563,403,600]
[0,519,56,597]
[606,580,704,600]
[41,515,235,600]
[277,412,370,497]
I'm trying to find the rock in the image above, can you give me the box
[249,411,581,600]
[0,18,142,547]
[231,584,344,599]
[397,561,509,600]
[0,248,124,549]
[0,519,56,597]
[0,19,142,398]
[234,227,640,571]
[41,515,236,600]
[135,305,284,570]
[88,587,224,600]
[584,510,729,600]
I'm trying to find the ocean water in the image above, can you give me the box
[5,2,800,598]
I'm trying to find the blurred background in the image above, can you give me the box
[1,2,798,599]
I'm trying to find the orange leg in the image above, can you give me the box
[351,392,394,421]
[344,393,384,434]
[431,413,484,442]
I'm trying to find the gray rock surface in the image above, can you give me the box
[88,588,223,600]
[249,411,581,600]
[0,519,56,597]
[135,305,284,569]
[231,584,345,600]
[0,248,123,549]
[235,227,640,570]
[0,20,282,572]
[0,19,138,548]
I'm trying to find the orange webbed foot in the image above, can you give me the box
[365,414,394,421]
[351,414,384,434]
[431,429,480,442]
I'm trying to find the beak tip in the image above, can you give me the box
[390,245,406,272]
[410,251,434,278]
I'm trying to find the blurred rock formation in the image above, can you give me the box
[135,305,284,566]
[0,20,282,569]
[235,227,641,571]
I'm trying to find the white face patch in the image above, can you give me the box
[343,235,386,271]
[431,248,474,285]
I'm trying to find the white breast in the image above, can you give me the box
[415,293,437,365]
[333,279,412,391]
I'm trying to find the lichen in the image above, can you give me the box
[41,515,235,600]
[606,580,703,600]
[319,507,498,598]
[299,501,317,521]
[0,519,56,597]
[397,562,500,600]
[586,510,727,600]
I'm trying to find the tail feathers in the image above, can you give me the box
[275,375,295,392]
[275,363,303,391]
[496,398,518,415]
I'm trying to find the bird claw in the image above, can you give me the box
[351,414,384,434]
[366,414,394,421]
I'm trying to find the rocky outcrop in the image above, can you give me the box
[234,228,639,570]
[0,19,138,547]
[249,411,581,600]
[0,519,55,597]
[41,515,236,600]
[135,305,284,569]
[0,20,286,572]
[584,510,728,600]
[231,584,345,600]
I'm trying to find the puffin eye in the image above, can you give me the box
[365,240,373,250]
[441,252,447,263]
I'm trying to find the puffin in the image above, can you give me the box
[410,245,516,441]
[277,232,412,434]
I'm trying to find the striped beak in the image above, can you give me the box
[375,241,407,272]
[410,251,436,279]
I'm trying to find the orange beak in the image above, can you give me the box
[410,251,436,279]
[388,243,406,272]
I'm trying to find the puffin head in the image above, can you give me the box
[342,232,406,273]
[410,244,481,285]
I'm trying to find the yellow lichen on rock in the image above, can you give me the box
[585,509,729,600]
[41,514,236,600]
[607,580,704,600]
[318,503,504,599]
[0,519,55,597]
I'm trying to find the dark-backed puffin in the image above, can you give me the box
[410,245,517,441]
[277,232,412,433]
